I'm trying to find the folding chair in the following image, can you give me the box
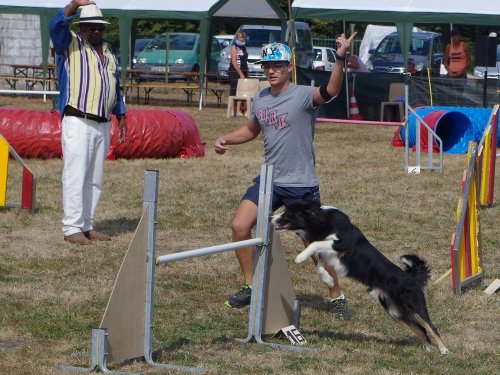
[380,82,405,122]
[227,78,260,118]
[258,80,271,90]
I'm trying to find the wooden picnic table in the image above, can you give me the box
[124,69,196,104]
[0,64,57,95]
[124,69,228,105]
[4,64,58,91]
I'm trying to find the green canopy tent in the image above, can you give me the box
[292,0,500,68]
[0,0,286,99]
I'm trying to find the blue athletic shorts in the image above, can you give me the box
[242,175,320,212]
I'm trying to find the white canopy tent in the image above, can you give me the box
[292,0,500,67]
[0,0,286,83]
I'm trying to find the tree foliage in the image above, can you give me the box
[103,1,499,57]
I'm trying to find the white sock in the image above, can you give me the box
[327,293,345,302]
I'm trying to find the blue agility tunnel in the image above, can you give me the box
[402,106,496,154]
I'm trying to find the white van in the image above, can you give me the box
[217,22,313,79]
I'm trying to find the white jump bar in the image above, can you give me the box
[0,89,59,95]
[156,237,264,265]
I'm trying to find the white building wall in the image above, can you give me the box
[0,14,43,77]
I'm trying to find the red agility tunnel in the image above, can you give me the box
[0,107,205,159]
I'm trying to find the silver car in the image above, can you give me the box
[215,35,233,49]
[473,44,500,79]
[217,22,313,80]
[217,25,282,80]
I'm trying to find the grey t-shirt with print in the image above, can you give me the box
[251,83,318,187]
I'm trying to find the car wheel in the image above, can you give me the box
[190,65,200,82]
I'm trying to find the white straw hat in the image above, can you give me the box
[74,4,110,25]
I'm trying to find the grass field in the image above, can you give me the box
[0,96,499,374]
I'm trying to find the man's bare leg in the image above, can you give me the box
[326,265,342,299]
[224,199,258,308]
[232,199,258,284]
[309,256,342,299]
[306,243,351,319]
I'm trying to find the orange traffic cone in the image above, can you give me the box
[349,90,363,121]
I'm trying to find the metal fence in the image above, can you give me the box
[312,37,361,55]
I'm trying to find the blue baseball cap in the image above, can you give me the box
[256,43,292,63]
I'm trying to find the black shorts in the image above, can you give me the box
[242,175,320,212]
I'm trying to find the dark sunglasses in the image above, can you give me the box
[261,62,288,71]
[81,24,105,32]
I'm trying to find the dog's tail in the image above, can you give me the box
[400,254,431,287]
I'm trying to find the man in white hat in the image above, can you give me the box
[50,1,127,245]
[214,33,356,319]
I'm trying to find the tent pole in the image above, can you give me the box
[343,21,350,118]
[287,0,297,83]
[118,16,132,92]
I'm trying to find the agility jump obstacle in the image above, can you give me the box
[318,82,443,174]
[449,105,498,297]
[403,104,443,174]
[0,133,36,212]
[61,164,311,374]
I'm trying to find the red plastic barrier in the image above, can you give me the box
[0,107,205,159]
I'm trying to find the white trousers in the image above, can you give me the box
[61,116,110,236]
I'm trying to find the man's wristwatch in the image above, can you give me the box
[334,51,346,62]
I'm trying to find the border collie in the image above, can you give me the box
[271,196,448,354]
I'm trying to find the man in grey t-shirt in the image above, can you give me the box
[215,34,356,319]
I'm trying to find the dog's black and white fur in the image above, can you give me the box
[271,196,448,354]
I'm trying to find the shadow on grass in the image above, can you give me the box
[96,217,141,236]
[295,293,332,311]
[297,293,420,348]
[114,339,197,369]
[305,329,418,348]
[151,337,194,361]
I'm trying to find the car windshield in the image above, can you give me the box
[377,37,401,54]
[244,29,282,48]
[147,34,197,51]
[377,36,431,56]
[409,39,430,56]
[134,39,151,55]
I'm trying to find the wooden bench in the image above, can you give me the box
[124,82,199,104]
[206,86,228,107]
[0,75,58,92]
